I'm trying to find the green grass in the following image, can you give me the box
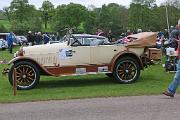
[0,19,11,30]
[0,19,53,32]
[0,47,176,103]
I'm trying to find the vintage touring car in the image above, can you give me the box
[5,32,158,90]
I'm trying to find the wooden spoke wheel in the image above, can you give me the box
[113,57,140,83]
[8,61,40,90]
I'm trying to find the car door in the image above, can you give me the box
[58,38,90,66]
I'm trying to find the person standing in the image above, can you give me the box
[35,32,42,45]
[27,31,34,46]
[107,30,113,42]
[43,32,50,44]
[163,24,180,97]
[96,28,105,36]
[169,26,180,50]
[34,32,38,45]
[164,29,169,39]
[51,34,56,41]
[6,32,14,54]
[56,32,60,41]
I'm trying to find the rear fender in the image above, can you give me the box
[110,50,144,72]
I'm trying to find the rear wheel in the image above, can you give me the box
[113,57,140,83]
[8,61,40,90]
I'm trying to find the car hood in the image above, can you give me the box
[23,42,67,55]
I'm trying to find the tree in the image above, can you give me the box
[9,0,29,23]
[3,7,11,22]
[84,11,97,34]
[40,0,54,29]
[52,3,88,32]
[5,0,42,34]
[106,3,128,34]
[128,3,140,31]
[86,3,128,35]
[128,2,157,32]
[65,3,88,28]
[1,0,180,35]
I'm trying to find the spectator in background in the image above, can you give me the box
[126,30,132,36]
[158,30,164,39]
[170,26,175,33]
[96,28,105,36]
[6,32,14,54]
[43,32,50,44]
[52,34,56,41]
[169,25,180,50]
[137,28,142,33]
[34,32,38,45]
[36,32,42,45]
[27,31,34,46]
[164,29,169,39]
[56,32,60,41]
[107,29,113,42]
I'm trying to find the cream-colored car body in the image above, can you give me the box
[6,32,158,90]
[11,32,157,69]
[22,42,145,67]
[21,32,158,68]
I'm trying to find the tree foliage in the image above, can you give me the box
[4,0,42,34]
[52,3,88,32]
[40,0,55,29]
[2,1,180,35]
[83,3,128,34]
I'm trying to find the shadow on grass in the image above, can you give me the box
[37,75,115,89]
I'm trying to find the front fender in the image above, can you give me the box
[8,56,55,76]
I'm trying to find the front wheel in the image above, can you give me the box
[113,57,140,83]
[8,61,40,90]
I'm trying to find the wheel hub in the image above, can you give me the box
[116,60,138,82]
[22,74,27,79]
[125,69,129,73]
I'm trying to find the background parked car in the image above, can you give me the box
[0,33,9,50]
[0,33,9,40]
[15,36,28,46]
[0,33,17,46]
[0,38,8,50]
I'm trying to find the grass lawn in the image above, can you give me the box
[0,19,11,30]
[0,46,177,103]
[0,19,53,32]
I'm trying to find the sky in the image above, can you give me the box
[0,0,165,10]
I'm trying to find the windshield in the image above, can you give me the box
[62,35,109,46]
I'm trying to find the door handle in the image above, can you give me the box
[114,49,117,51]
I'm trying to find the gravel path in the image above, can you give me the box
[0,95,180,120]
